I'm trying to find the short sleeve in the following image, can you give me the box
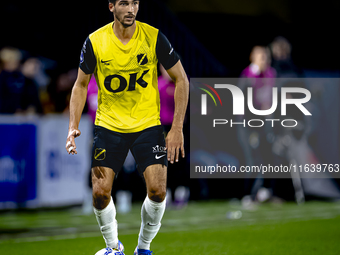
[156,31,180,70]
[79,36,96,74]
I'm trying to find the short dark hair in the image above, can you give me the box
[108,0,140,4]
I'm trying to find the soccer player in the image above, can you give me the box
[65,1,189,254]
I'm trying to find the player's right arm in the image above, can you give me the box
[66,37,96,155]
[66,69,91,155]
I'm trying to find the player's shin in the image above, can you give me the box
[93,196,119,249]
[138,196,166,250]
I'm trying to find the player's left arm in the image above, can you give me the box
[156,31,189,164]
[165,60,189,164]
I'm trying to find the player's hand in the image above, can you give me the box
[165,127,185,164]
[66,129,81,155]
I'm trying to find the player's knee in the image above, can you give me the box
[92,185,111,209]
[148,184,166,202]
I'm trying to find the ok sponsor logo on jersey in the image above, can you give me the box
[104,54,150,93]
[104,70,149,93]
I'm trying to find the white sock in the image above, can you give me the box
[93,197,118,249]
[138,196,166,250]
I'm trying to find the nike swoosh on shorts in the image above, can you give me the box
[155,154,166,160]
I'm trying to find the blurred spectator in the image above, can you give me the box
[51,68,78,114]
[240,46,276,109]
[22,57,50,89]
[87,75,98,123]
[240,46,276,79]
[21,56,55,114]
[238,46,279,205]
[270,36,303,78]
[0,47,42,114]
[158,64,175,131]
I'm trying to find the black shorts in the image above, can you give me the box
[91,125,168,174]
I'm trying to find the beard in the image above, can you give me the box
[115,13,136,28]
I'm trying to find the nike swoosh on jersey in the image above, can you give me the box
[155,154,166,160]
[101,59,113,64]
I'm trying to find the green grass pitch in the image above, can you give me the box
[1,200,340,254]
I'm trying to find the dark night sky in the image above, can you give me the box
[0,1,339,75]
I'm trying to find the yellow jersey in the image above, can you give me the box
[79,21,179,133]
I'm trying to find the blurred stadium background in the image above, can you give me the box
[1,0,340,254]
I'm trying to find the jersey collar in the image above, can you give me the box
[110,21,139,50]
